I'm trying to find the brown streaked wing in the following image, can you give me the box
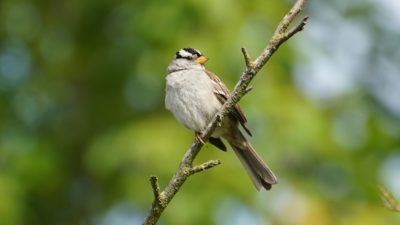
[205,70,252,136]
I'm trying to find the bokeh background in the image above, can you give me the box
[1,0,399,224]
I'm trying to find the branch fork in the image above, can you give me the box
[241,47,255,71]
[150,176,164,207]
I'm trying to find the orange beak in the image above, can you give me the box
[195,56,208,65]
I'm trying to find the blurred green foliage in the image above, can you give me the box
[0,0,399,225]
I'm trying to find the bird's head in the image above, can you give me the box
[175,48,208,65]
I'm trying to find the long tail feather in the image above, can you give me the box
[228,132,277,191]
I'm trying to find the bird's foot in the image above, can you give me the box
[195,132,205,144]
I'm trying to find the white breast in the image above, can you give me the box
[165,69,222,132]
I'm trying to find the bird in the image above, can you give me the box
[165,48,277,191]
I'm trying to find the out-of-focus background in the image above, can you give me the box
[1,0,399,224]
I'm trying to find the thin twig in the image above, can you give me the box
[282,16,309,44]
[275,0,306,35]
[143,0,308,224]
[241,47,254,69]
[149,176,163,206]
[243,86,253,96]
[190,160,221,175]
[254,0,307,70]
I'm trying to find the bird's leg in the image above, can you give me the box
[195,132,205,144]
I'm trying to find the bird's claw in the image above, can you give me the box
[195,132,205,144]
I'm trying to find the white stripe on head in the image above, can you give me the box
[178,49,194,58]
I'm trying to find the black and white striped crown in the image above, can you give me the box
[175,48,202,59]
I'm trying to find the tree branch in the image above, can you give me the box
[243,86,253,96]
[241,47,254,69]
[143,0,308,224]
[149,176,163,206]
[190,160,221,175]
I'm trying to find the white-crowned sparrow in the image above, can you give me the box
[165,48,277,190]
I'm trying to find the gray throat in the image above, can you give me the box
[167,59,204,74]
